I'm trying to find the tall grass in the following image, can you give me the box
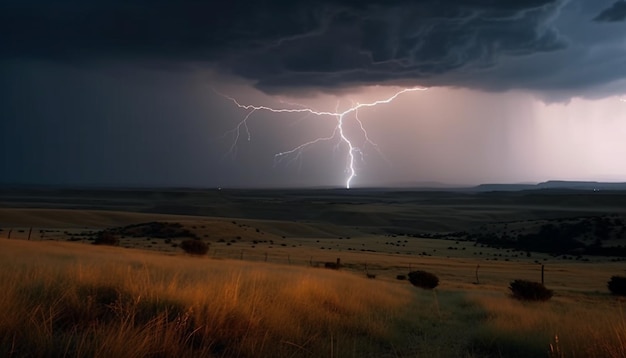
[4,238,626,357]
[468,293,626,358]
[0,239,411,357]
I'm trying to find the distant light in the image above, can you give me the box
[217,87,428,189]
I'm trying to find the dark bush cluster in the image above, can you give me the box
[408,270,439,289]
[469,215,626,258]
[509,279,553,301]
[93,231,119,246]
[180,239,209,256]
[608,276,626,296]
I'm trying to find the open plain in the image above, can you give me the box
[1,187,626,357]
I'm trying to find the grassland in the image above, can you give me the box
[0,239,413,357]
[1,188,626,356]
[2,238,626,357]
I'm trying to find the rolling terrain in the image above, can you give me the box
[1,186,626,356]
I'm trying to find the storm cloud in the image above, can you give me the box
[2,0,624,97]
[1,0,626,188]
[594,1,626,22]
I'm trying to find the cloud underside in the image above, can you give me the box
[1,0,624,95]
[594,1,626,22]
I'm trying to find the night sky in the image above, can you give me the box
[1,0,625,188]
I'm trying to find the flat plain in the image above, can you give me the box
[1,187,626,357]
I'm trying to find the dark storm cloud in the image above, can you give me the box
[2,0,626,99]
[0,0,572,92]
[594,1,626,22]
[234,0,567,89]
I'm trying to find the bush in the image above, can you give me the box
[509,279,553,301]
[608,276,626,296]
[93,231,119,246]
[180,239,209,256]
[396,274,407,281]
[408,270,439,289]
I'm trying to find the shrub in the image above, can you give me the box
[408,270,439,289]
[180,239,209,256]
[608,276,626,296]
[93,231,119,246]
[396,274,407,281]
[509,279,553,301]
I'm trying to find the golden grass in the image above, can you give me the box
[467,292,626,357]
[3,236,626,357]
[0,239,411,357]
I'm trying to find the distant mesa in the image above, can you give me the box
[360,180,626,192]
[472,181,626,192]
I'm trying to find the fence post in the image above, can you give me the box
[475,264,480,285]
[27,227,32,241]
[541,264,545,285]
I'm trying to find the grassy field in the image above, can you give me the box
[0,239,412,357]
[1,238,626,357]
[1,188,626,356]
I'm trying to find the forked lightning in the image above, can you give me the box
[218,87,428,189]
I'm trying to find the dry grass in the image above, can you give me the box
[0,239,411,357]
[3,190,626,357]
[2,234,626,357]
[467,292,626,357]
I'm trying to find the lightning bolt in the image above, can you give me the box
[217,87,428,189]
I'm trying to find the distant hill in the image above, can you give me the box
[473,181,626,192]
[536,181,626,190]
[471,183,537,192]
